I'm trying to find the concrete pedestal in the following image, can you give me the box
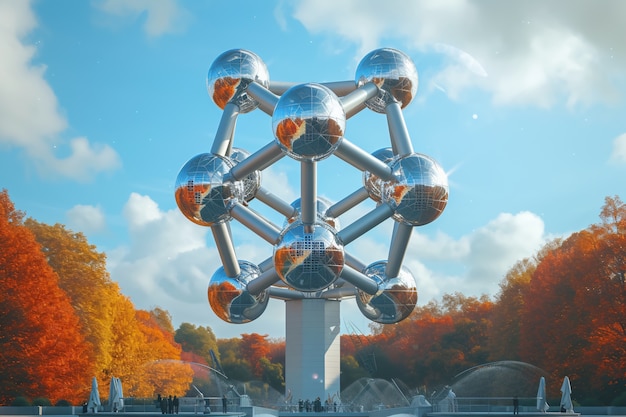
[285,298,341,402]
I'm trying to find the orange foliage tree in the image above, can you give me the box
[520,196,626,403]
[25,218,193,400]
[520,232,600,383]
[25,219,120,394]
[0,190,92,405]
[240,333,271,379]
[489,258,536,361]
[135,310,194,397]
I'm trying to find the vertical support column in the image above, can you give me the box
[285,299,341,403]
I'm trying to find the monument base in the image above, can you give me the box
[285,298,341,402]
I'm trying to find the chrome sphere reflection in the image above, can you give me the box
[363,147,395,202]
[207,260,269,324]
[273,220,344,291]
[174,153,244,226]
[381,153,448,226]
[284,197,340,230]
[230,147,260,202]
[356,260,417,324]
[355,48,418,113]
[272,83,345,161]
[207,49,270,113]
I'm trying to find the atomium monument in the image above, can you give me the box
[175,48,448,402]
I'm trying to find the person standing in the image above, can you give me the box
[160,396,167,414]
[222,395,228,413]
[513,396,519,415]
[173,396,179,414]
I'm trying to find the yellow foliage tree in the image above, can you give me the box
[134,310,194,397]
[25,220,192,399]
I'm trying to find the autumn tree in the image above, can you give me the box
[0,190,91,405]
[25,219,192,397]
[519,196,626,403]
[135,310,194,397]
[489,259,535,361]
[25,219,120,391]
[267,338,285,368]
[577,196,626,402]
[240,333,271,379]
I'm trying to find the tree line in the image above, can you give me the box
[1,189,625,406]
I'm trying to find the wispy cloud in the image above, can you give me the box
[292,0,626,108]
[66,204,107,234]
[0,0,121,180]
[610,133,626,165]
[95,0,191,37]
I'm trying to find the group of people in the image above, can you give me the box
[156,394,180,414]
[297,397,336,412]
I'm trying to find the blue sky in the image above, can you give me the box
[1,0,625,339]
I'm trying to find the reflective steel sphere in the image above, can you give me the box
[356,260,417,324]
[284,197,340,230]
[363,147,395,202]
[272,83,345,161]
[273,220,344,291]
[381,153,448,226]
[230,147,260,202]
[207,49,270,113]
[175,153,244,226]
[207,260,269,324]
[355,48,418,113]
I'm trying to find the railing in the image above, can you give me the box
[433,397,536,413]
[103,396,245,414]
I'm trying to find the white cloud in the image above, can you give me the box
[95,0,191,37]
[291,0,626,108]
[107,190,549,338]
[66,204,106,235]
[33,137,121,181]
[108,192,288,338]
[0,0,121,180]
[404,211,546,301]
[463,212,545,292]
[610,133,626,165]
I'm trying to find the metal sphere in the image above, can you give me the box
[272,83,346,161]
[207,260,269,324]
[355,48,418,113]
[381,153,448,226]
[356,260,417,324]
[207,49,270,113]
[174,153,244,226]
[229,147,260,202]
[284,197,340,230]
[273,220,344,292]
[363,147,395,202]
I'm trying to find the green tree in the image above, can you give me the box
[259,357,285,393]
[217,338,252,382]
[151,307,175,334]
[175,323,219,365]
[340,355,369,391]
